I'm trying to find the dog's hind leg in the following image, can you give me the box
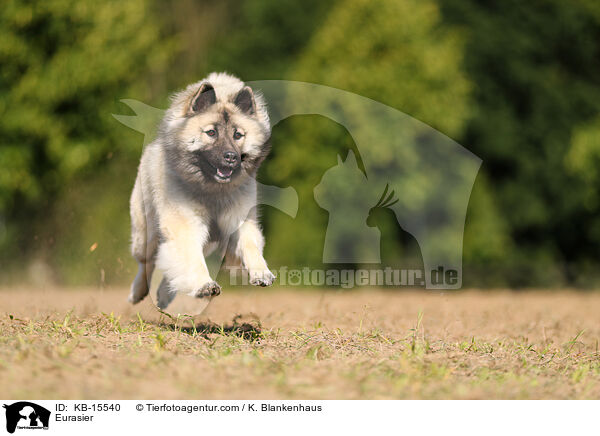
[156,277,176,309]
[128,175,157,304]
[129,261,155,304]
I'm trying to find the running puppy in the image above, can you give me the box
[128,72,275,309]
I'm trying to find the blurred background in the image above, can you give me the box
[1,0,600,289]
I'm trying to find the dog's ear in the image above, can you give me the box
[234,86,256,115]
[188,83,216,115]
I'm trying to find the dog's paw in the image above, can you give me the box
[127,292,144,305]
[190,281,221,298]
[128,286,148,305]
[249,270,276,287]
[128,272,150,304]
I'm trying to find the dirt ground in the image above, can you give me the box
[0,287,599,399]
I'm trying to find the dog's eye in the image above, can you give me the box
[233,131,244,140]
[205,129,216,137]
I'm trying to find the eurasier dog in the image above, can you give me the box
[128,72,275,309]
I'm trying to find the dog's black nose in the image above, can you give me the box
[223,151,238,164]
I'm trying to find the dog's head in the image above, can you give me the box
[162,73,271,191]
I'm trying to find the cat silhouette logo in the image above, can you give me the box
[2,402,50,433]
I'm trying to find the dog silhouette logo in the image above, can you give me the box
[2,402,50,433]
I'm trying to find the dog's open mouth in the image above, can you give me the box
[214,167,234,183]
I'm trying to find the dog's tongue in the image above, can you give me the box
[217,168,233,178]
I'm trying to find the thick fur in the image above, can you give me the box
[128,72,275,308]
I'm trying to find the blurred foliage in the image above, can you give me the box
[440,0,600,285]
[0,0,173,282]
[205,0,336,80]
[1,0,600,287]
[262,0,489,279]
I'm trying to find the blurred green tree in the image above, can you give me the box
[157,0,336,88]
[440,0,600,286]
[0,0,173,281]
[259,0,509,280]
[203,0,336,80]
[4,0,600,288]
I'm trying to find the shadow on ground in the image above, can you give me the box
[157,314,262,340]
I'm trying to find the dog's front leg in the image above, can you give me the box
[234,219,275,287]
[156,209,221,298]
